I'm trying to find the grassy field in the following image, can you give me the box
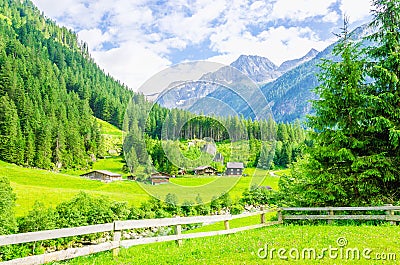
[96,118,123,136]
[1,159,280,216]
[0,161,150,216]
[58,224,400,264]
[133,167,278,204]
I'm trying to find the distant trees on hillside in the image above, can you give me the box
[0,0,133,169]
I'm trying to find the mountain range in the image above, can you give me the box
[155,25,370,123]
[155,48,319,115]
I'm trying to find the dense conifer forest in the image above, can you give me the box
[0,0,133,169]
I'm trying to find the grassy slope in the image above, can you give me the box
[61,156,128,177]
[139,168,278,204]
[60,225,400,265]
[3,117,280,216]
[2,159,279,216]
[0,161,149,216]
[96,118,123,136]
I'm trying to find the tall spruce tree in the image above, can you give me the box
[362,0,400,202]
[285,8,400,206]
[285,19,369,206]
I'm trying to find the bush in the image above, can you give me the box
[0,176,17,235]
[240,185,276,206]
[230,203,244,215]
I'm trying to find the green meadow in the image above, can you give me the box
[59,225,400,265]
[96,118,124,136]
[1,159,279,216]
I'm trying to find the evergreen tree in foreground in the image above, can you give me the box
[292,18,369,206]
[283,5,400,206]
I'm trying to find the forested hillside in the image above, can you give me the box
[0,0,134,169]
[0,0,308,173]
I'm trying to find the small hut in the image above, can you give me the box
[80,170,122,182]
[225,162,244,176]
[194,166,217,175]
[150,172,171,185]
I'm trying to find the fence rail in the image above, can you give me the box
[1,206,398,265]
[0,208,278,265]
[281,205,400,224]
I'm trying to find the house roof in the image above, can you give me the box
[194,166,216,171]
[150,172,171,179]
[80,170,121,177]
[226,162,244,169]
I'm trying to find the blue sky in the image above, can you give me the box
[32,0,372,90]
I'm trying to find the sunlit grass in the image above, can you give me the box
[2,158,284,216]
[96,118,123,136]
[60,225,400,265]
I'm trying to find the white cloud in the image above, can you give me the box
[210,26,331,66]
[340,0,372,22]
[271,0,337,21]
[206,54,240,66]
[322,11,340,23]
[156,0,226,45]
[92,42,171,90]
[78,28,111,50]
[31,0,374,90]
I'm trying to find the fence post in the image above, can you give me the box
[224,219,230,230]
[260,206,266,224]
[113,222,121,257]
[385,204,395,225]
[174,216,183,246]
[327,208,334,224]
[277,209,283,223]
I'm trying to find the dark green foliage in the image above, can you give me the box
[240,185,276,206]
[258,141,275,169]
[55,192,120,227]
[283,20,372,206]
[2,192,131,261]
[194,194,209,215]
[181,200,196,216]
[17,202,58,233]
[0,0,133,169]
[282,4,400,207]
[0,176,17,235]
[0,95,23,163]
[165,193,180,215]
[229,203,244,215]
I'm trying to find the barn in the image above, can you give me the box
[194,166,217,175]
[150,172,171,185]
[225,162,244,176]
[80,170,122,182]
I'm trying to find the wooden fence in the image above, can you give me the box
[1,205,399,265]
[281,205,400,225]
[0,208,279,265]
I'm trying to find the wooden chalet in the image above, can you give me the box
[194,166,217,175]
[150,172,171,185]
[80,170,122,182]
[225,162,244,176]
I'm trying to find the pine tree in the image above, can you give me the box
[258,141,275,170]
[361,0,400,200]
[287,18,369,206]
[125,147,139,173]
[0,95,21,163]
